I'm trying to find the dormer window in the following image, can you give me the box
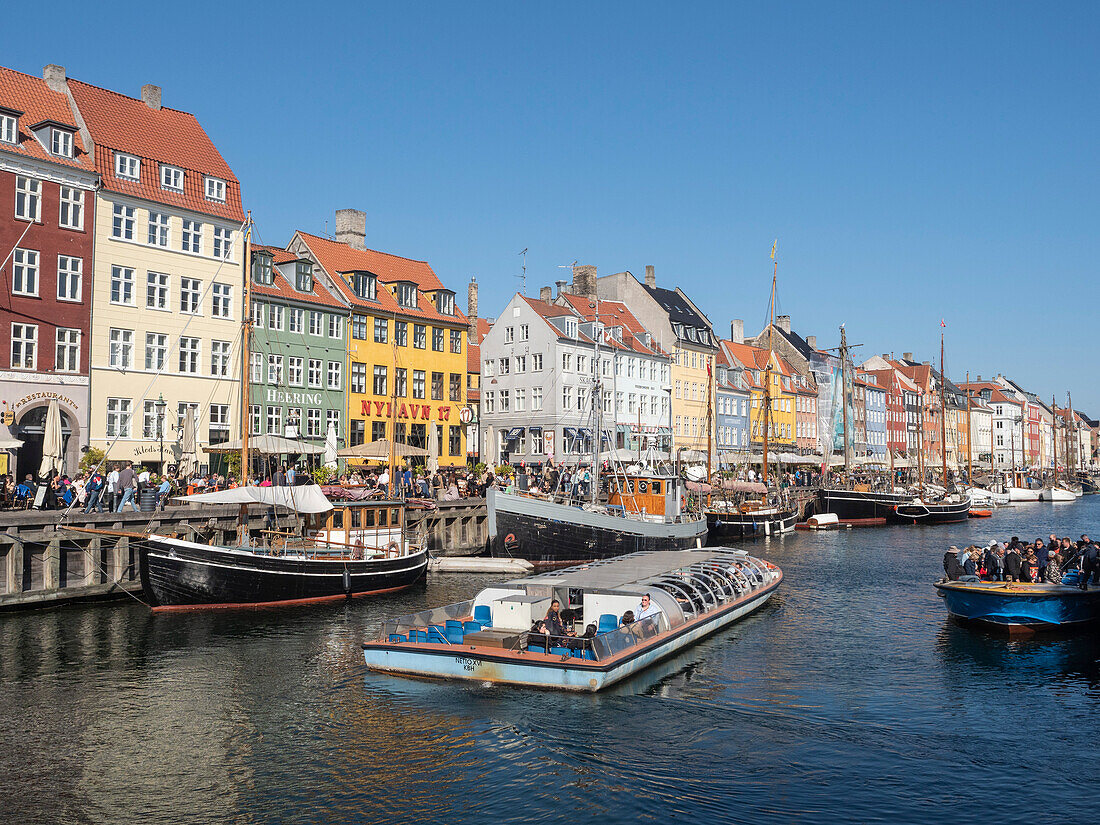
[395,282,417,308]
[115,152,140,180]
[0,110,17,145]
[352,272,376,300]
[252,252,274,285]
[50,128,73,158]
[295,262,313,292]
[565,319,578,338]
[204,176,226,202]
[160,164,183,191]
[435,290,455,316]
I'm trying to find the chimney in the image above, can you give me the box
[644,265,656,288]
[141,83,162,111]
[776,315,791,334]
[572,264,597,299]
[334,209,366,250]
[729,319,744,344]
[43,64,67,93]
[555,279,568,299]
[467,276,478,340]
[903,352,913,362]
[539,285,552,303]
[806,335,817,350]
[976,374,982,381]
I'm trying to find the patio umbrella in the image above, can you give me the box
[324,422,338,468]
[427,424,440,474]
[484,425,495,465]
[337,439,429,460]
[0,423,23,451]
[178,409,197,479]
[38,399,63,477]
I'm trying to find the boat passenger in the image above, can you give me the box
[544,600,572,644]
[568,623,598,653]
[962,549,980,578]
[943,548,965,582]
[1079,541,1100,590]
[1045,549,1064,584]
[635,592,662,623]
[1003,543,1022,582]
[620,610,635,625]
[1020,548,1040,583]
[1034,539,1049,581]
[528,620,550,652]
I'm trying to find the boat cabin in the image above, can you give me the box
[303,499,410,556]
[606,472,687,521]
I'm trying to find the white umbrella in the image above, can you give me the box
[484,425,495,465]
[38,399,63,477]
[324,422,339,468]
[427,423,440,474]
[178,409,197,478]
[0,423,23,450]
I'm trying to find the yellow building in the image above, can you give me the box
[289,211,467,467]
[73,78,246,469]
[721,341,796,450]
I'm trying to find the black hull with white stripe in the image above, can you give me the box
[816,488,915,520]
[139,536,428,609]
[706,507,799,541]
[888,497,971,525]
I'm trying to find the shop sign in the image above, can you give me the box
[8,391,81,412]
[359,401,454,421]
[266,389,323,405]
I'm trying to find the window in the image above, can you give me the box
[395,321,408,347]
[160,164,184,191]
[249,404,262,435]
[436,291,455,315]
[15,176,41,221]
[106,398,132,438]
[0,113,16,144]
[519,323,529,341]
[268,304,284,330]
[309,312,322,336]
[59,186,83,230]
[267,354,283,384]
[306,408,321,438]
[267,406,283,435]
[431,371,443,401]
[211,283,232,318]
[450,373,461,402]
[396,282,417,308]
[432,327,444,352]
[115,153,139,180]
[12,249,39,296]
[251,301,264,328]
[413,370,426,399]
[328,361,342,390]
[413,324,426,349]
[485,391,495,413]
[352,272,377,300]
[328,315,343,339]
[532,427,543,454]
[146,271,169,309]
[351,362,367,394]
[498,358,510,376]
[449,425,462,456]
[209,404,230,445]
[180,277,201,314]
[294,261,312,291]
[109,328,133,369]
[515,388,526,411]
[577,355,587,375]
[10,324,37,369]
[250,352,263,383]
[616,392,624,412]
[372,421,386,444]
[532,353,543,371]
[308,359,322,388]
[374,317,388,343]
[112,204,135,239]
[204,176,226,202]
[181,220,202,254]
[504,326,514,344]
[145,333,167,370]
[252,253,273,285]
[288,357,304,386]
[289,308,304,334]
[326,410,340,437]
[352,314,368,339]
[178,337,200,374]
[562,385,573,409]
[562,352,572,372]
[373,365,388,396]
[211,340,231,376]
[142,400,158,440]
[499,389,510,411]
[532,387,543,411]
[514,355,526,373]
[148,211,169,246]
[212,227,233,260]
[450,329,462,354]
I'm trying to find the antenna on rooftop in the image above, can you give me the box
[515,247,528,295]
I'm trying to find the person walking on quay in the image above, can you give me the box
[106,464,120,512]
[83,470,106,514]
[116,462,139,512]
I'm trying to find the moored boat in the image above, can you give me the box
[816,487,915,520]
[362,548,781,691]
[1038,485,1076,502]
[706,499,798,539]
[890,494,972,524]
[935,572,1100,632]
[1008,486,1041,502]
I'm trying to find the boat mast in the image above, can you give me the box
[917,399,925,498]
[1052,393,1058,486]
[965,370,973,484]
[389,310,400,499]
[940,333,948,488]
[240,212,252,484]
[839,325,851,474]
[762,249,777,489]
[590,298,601,506]
[1068,391,1076,474]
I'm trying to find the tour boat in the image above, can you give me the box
[362,548,782,691]
[935,571,1100,632]
[138,487,428,609]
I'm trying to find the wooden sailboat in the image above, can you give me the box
[1039,394,1076,501]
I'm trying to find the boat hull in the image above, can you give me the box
[816,488,914,521]
[1038,487,1076,502]
[889,498,971,524]
[139,536,428,609]
[487,488,707,565]
[706,508,799,541]
[363,573,780,691]
[1007,486,1041,502]
[935,579,1100,631]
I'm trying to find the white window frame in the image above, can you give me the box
[106,398,132,438]
[308,312,322,336]
[181,219,203,254]
[178,337,200,374]
[115,152,140,180]
[57,255,83,302]
[109,328,133,369]
[210,340,231,376]
[112,203,135,240]
[50,128,73,158]
[327,361,342,390]
[306,408,321,437]
[160,164,184,191]
[328,314,342,339]
[146,270,170,310]
[12,248,39,296]
[15,176,41,221]
[204,176,226,202]
[180,277,202,314]
[307,359,323,389]
[10,323,38,370]
[58,186,84,230]
[268,304,284,330]
[211,283,232,318]
[288,356,304,387]
[148,211,170,247]
[267,354,283,384]
[289,308,304,334]
[0,114,16,145]
[212,226,233,261]
[145,332,167,370]
[55,327,80,373]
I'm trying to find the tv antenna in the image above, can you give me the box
[516,248,528,294]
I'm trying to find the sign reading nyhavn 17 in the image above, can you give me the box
[360,401,454,421]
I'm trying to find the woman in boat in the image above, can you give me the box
[1020,547,1040,583]
[543,600,572,645]
[1045,548,1064,584]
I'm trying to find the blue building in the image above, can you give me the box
[715,347,751,459]
[865,374,887,461]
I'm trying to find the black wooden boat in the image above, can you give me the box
[706,504,799,540]
[888,495,971,525]
[816,487,915,520]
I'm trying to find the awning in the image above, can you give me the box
[563,427,577,439]
[506,427,524,441]
[338,439,430,459]
[205,434,325,455]
[175,484,333,513]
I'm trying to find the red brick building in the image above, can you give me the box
[0,65,98,480]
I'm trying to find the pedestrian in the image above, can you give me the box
[116,462,139,512]
[107,463,120,511]
[83,470,106,514]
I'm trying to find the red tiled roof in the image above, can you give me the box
[249,245,344,309]
[559,294,670,357]
[295,231,466,326]
[0,67,93,172]
[466,318,491,373]
[67,78,244,222]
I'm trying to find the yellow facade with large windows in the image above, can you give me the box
[290,221,467,467]
[671,344,715,452]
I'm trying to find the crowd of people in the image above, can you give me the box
[943,533,1100,590]
[526,593,666,654]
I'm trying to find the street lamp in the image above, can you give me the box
[154,393,167,470]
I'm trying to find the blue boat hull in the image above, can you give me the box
[934,578,1100,631]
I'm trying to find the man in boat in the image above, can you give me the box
[635,592,663,624]
[1078,539,1099,590]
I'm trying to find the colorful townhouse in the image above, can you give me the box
[0,65,99,481]
[70,72,246,472]
[719,340,796,452]
[863,365,911,462]
[248,245,347,458]
[715,341,751,458]
[289,210,467,467]
[863,372,887,462]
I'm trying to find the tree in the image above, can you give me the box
[80,447,106,474]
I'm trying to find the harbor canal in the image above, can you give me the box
[2,498,1097,824]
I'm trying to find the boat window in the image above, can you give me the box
[687,573,719,609]
[651,481,661,495]
[638,480,649,494]
[364,508,376,527]
[391,508,401,526]
[652,578,699,618]
[332,509,344,529]
[377,508,388,527]
[350,508,362,529]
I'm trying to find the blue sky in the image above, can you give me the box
[9,2,1100,411]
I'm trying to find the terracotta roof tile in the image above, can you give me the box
[249,246,345,309]
[0,66,93,172]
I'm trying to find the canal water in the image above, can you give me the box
[2,499,1098,825]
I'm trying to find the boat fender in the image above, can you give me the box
[342,569,351,594]
[386,542,401,558]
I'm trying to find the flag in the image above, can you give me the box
[940,319,946,328]
[770,239,778,260]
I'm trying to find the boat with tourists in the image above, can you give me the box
[935,569,1100,632]
[362,548,782,691]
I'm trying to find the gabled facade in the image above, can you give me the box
[0,65,98,480]
[715,341,751,456]
[720,340,797,451]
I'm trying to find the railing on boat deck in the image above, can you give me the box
[504,488,700,523]
[257,530,418,561]
[378,600,476,641]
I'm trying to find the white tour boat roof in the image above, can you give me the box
[505,549,752,592]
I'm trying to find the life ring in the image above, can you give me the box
[504,533,516,544]
[386,541,401,558]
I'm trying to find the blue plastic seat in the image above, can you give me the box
[473,605,492,627]
[550,646,572,657]
[597,613,619,634]
[388,634,406,643]
[463,621,482,634]
[571,648,585,658]
[410,630,428,643]
[428,626,450,644]
[443,626,464,644]
[584,650,597,661]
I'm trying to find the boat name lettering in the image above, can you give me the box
[266,389,323,405]
[455,656,482,671]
